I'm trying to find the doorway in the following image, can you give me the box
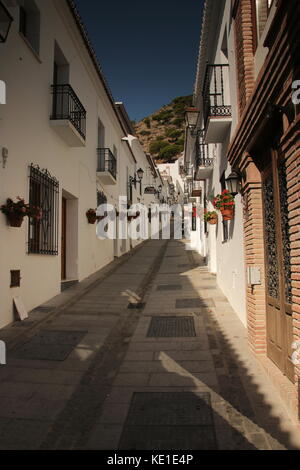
[61,191,79,283]
[61,197,67,280]
[261,149,294,382]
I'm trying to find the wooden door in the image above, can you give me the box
[262,150,294,382]
[61,197,67,280]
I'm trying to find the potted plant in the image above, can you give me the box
[27,205,43,221]
[213,190,235,221]
[86,209,98,224]
[1,197,29,227]
[204,210,218,225]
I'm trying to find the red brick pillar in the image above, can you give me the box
[240,154,267,354]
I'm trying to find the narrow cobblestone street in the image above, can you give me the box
[0,239,300,450]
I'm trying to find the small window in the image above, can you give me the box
[10,270,21,288]
[28,164,59,255]
[19,0,40,55]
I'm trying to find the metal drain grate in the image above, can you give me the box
[128,302,145,310]
[157,284,182,291]
[147,316,196,337]
[119,392,217,450]
[176,298,214,308]
[11,330,87,361]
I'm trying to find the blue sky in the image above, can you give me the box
[75,0,204,122]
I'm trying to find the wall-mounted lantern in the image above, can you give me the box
[129,168,144,195]
[225,170,243,197]
[185,107,200,137]
[0,1,13,43]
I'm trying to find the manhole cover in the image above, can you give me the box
[11,330,87,361]
[128,303,145,310]
[147,316,196,337]
[176,298,214,308]
[157,285,182,291]
[118,392,217,450]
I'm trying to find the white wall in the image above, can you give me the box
[0,0,152,328]
[191,0,247,325]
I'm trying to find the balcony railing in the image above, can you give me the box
[97,148,117,180]
[51,84,86,140]
[203,64,231,126]
[196,130,213,167]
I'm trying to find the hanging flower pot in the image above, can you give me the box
[220,206,234,221]
[204,211,218,225]
[213,190,235,221]
[7,212,25,227]
[86,209,97,224]
[1,197,29,227]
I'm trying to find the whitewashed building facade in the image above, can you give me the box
[0,0,161,329]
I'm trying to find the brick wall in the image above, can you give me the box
[240,156,267,355]
[234,0,255,115]
[227,0,300,419]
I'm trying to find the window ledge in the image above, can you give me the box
[19,32,42,64]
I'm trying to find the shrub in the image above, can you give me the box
[144,117,151,128]
[159,144,182,160]
[140,130,151,136]
[149,140,169,155]
[172,117,185,127]
[166,129,183,139]
[152,110,174,123]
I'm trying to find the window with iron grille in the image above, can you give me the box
[28,164,59,255]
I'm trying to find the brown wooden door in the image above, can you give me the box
[61,197,67,280]
[262,150,294,382]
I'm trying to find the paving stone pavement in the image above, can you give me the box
[0,239,300,450]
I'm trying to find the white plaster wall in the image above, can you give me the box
[0,0,148,328]
[193,0,247,325]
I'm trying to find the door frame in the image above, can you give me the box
[61,197,67,280]
[261,148,294,382]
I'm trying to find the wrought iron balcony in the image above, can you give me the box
[50,84,86,144]
[97,148,117,184]
[195,130,214,180]
[203,64,231,143]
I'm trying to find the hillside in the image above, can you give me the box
[135,95,192,163]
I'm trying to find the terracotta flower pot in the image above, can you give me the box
[208,217,218,225]
[87,215,97,224]
[221,207,234,221]
[7,213,24,227]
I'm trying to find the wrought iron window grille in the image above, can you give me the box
[28,164,59,255]
[97,148,117,180]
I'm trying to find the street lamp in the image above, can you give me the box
[185,107,200,137]
[0,1,13,43]
[225,170,243,196]
[129,168,144,194]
